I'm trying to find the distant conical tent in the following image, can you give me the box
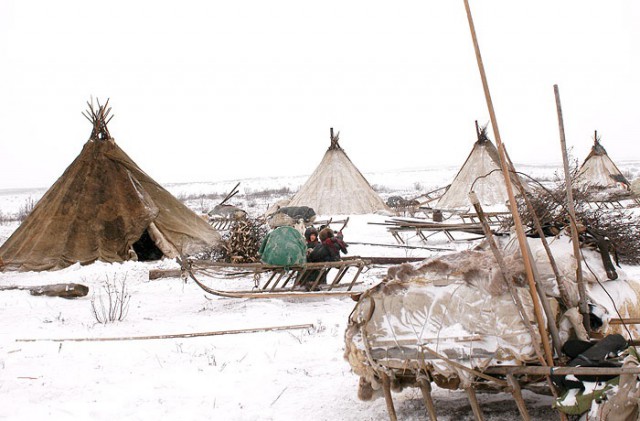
[288,129,389,215]
[574,132,630,192]
[0,99,220,271]
[436,123,527,210]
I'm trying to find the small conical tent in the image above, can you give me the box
[436,123,527,210]
[288,129,389,215]
[0,100,220,271]
[574,132,630,192]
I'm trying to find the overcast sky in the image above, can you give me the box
[0,1,638,190]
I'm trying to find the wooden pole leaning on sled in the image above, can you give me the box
[463,0,557,364]
[377,4,560,419]
[554,84,590,334]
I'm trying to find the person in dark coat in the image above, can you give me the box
[304,227,319,254]
[298,227,348,290]
[308,227,348,263]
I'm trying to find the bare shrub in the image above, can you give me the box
[90,274,131,324]
[0,210,10,225]
[507,171,640,264]
[178,192,226,203]
[244,187,291,199]
[17,197,36,222]
[371,184,391,193]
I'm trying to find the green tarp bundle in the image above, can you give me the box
[259,226,306,267]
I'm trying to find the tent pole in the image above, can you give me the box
[553,84,590,334]
[463,0,554,365]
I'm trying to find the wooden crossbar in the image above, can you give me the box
[209,217,236,231]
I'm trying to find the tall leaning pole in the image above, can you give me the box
[462,0,555,364]
[554,84,590,333]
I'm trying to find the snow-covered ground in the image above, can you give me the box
[1,162,639,420]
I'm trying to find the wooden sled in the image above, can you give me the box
[208,215,237,231]
[372,217,490,244]
[175,257,370,299]
[368,345,640,421]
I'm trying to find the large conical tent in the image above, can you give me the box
[574,132,630,192]
[288,129,389,215]
[436,123,527,210]
[0,100,220,272]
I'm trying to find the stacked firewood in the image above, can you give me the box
[509,183,640,264]
[213,216,268,263]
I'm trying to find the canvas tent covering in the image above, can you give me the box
[436,124,528,210]
[574,134,630,193]
[288,129,389,215]
[0,101,220,272]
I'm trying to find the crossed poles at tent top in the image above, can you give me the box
[82,97,114,141]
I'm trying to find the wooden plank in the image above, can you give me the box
[610,318,640,325]
[378,359,640,378]
[485,365,640,376]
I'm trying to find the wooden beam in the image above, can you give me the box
[465,387,485,421]
[554,84,590,333]
[16,324,314,343]
[380,372,398,421]
[506,374,530,421]
[418,378,438,421]
[0,283,89,298]
[485,365,640,376]
[610,318,640,325]
[421,346,507,386]
[463,0,554,367]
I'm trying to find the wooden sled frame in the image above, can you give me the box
[180,258,370,299]
[372,219,487,244]
[361,339,640,421]
[373,213,508,244]
[208,215,237,231]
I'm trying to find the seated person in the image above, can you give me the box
[304,227,319,253]
[308,227,348,263]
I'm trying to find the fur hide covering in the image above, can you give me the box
[386,249,526,297]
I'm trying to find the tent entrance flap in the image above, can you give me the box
[132,229,164,261]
